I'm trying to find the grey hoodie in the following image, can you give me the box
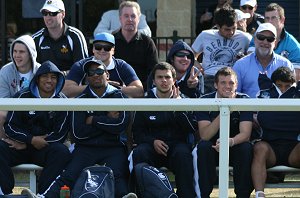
[0,35,40,98]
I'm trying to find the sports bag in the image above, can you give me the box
[71,165,114,198]
[134,163,178,198]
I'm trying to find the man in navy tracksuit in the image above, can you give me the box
[132,62,197,198]
[194,67,253,198]
[38,59,134,198]
[252,67,300,198]
[0,61,71,196]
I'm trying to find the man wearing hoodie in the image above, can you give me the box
[0,35,40,140]
[28,59,136,198]
[132,62,197,198]
[0,61,71,196]
[147,40,204,98]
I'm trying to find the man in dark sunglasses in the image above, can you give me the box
[240,0,264,35]
[63,32,144,98]
[32,0,88,73]
[233,23,294,98]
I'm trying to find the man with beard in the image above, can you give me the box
[233,22,294,98]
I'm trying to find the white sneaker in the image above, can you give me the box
[21,188,39,198]
[122,192,138,198]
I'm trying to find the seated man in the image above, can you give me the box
[132,62,197,198]
[194,67,253,198]
[27,59,135,198]
[0,61,71,196]
[63,32,143,98]
[252,67,300,198]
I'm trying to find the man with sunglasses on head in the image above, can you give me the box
[240,0,264,35]
[192,4,250,94]
[233,23,294,98]
[63,32,144,98]
[22,59,137,198]
[32,0,88,73]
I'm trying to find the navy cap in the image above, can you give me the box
[83,59,106,73]
[93,33,115,45]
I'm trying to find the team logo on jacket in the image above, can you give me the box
[29,111,36,115]
[60,45,68,53]
[149,116,156,120]
[85,169,100,191]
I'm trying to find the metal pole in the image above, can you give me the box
[219,106,230,198]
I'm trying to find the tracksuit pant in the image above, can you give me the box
[0,141,71,194]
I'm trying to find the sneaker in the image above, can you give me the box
[21,188,39,198]
[122,192,138,198]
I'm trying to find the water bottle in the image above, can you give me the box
[60,185,70,198]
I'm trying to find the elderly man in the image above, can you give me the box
[233,23,294,98]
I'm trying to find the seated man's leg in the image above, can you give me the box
[40,145,97,197]
[0,111,8,139]
[132,143,160,166]
[287,142,300,167]
[230,142,253,197]
[169,143,196,198]
[196,140,217,198]
[103,146,130,197]
[251,141,276,197]
[0,140,28,194]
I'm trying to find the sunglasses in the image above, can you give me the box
[94,44,113,52]
[256,34,276,43]
[241,5,253,10]
[87,68,105,77]
[174,52,192,59]
[41,10,61,17]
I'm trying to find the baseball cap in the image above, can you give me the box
[235,9,251,21]
[93,33,115,45]
[83,59,106,73]
[256,23,277,37]
[40,0,65,12]
[240,0,257,7]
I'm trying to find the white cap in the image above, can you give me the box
[235,9,251,21]
[256,23,277,37]
[240,0,257,7]
[40,0,65,12]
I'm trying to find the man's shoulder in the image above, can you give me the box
[32,28,46,39]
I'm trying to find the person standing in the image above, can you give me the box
[0,61,71,196]
[32,0,88,73]
[113,1,158,89]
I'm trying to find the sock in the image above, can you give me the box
[256,191,265,198]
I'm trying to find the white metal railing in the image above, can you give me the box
[1,98,300,198]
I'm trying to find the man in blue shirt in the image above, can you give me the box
[63,33,144,98]
[233,23,294,98]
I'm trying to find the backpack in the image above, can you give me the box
[134,163,178,198]
[71,165,115,198]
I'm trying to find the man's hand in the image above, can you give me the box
[31,135,48,150]
[153,140,169,156]
[107,111,120,119]
[172,85,181,99]
[86,116,93,124]
[2,138,27,150]
[108,80,122,89]
[187,67,201,88]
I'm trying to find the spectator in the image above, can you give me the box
[0,35,40,140]
[0,61,71,196]
[93,0,151,37]
[113,1,158,90]
[240,0,264,35]
[63,32,144,98]
[22,59,136,198]
[32,0,88,73]
[235,9,252,40]
[193,67,253,198]
[248,3,300,81]
[252,67,300,198]
[192,4,250,94]
[131,62,197,198]
[196,0,233,35]
[147,40,204,98]
[233,22,294,98]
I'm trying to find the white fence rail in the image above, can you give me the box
[1,98,300,198]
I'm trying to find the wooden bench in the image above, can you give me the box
[12,164,43,194]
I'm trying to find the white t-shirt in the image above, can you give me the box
[19,71,33,90]
[192,29,250,75]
